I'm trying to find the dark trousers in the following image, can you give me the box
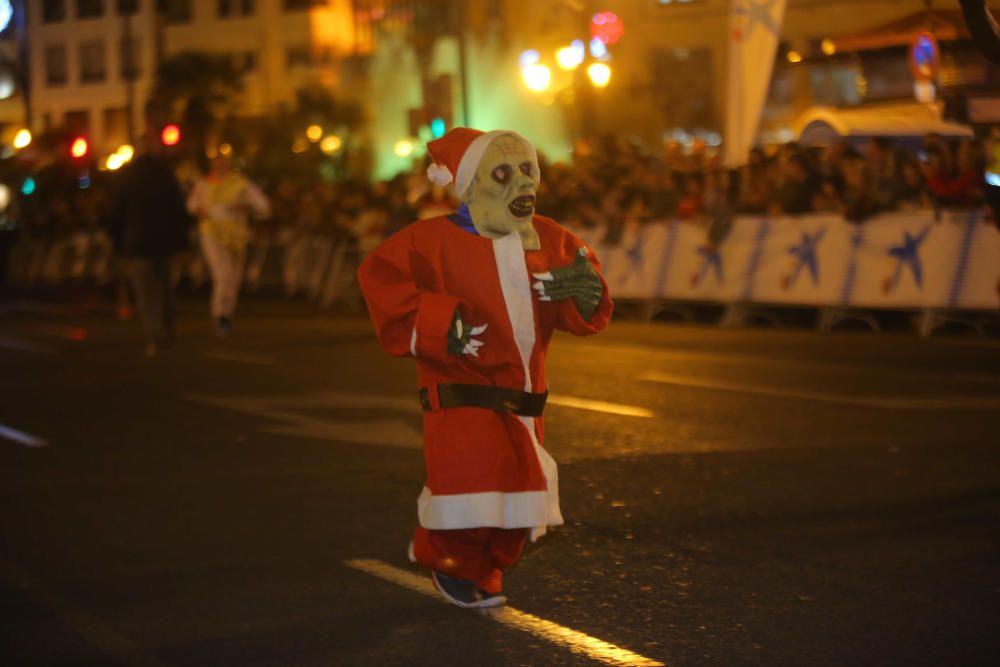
[986,184,1000,230]
[127,257,175,345]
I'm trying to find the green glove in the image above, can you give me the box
[446,309,488,357]
[532,247,604,321]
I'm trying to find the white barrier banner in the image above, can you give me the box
[592,211,1000,311]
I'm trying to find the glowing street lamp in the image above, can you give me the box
[320,135,343,154]
[522,63,552,93]
[587,62,612,88]
[306,124,324,142]
[13,129,31,150]
[556,41,586,71]
[394,139,415,157]
[116,144,134,162]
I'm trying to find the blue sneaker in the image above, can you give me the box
[431,571,481,608]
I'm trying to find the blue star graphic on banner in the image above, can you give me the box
[626,236,644,272]
[887,225,931,290]
[732,0,782,40]
[695,246,724,286]
[786,227,827,288]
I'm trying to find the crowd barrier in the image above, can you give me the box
[577,209,1000,335]
[5,209,999,335]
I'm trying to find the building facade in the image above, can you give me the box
[25,0,359,154]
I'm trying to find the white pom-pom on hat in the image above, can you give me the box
[426,162,453,187]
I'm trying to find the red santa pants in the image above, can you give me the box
[412,526,530,594]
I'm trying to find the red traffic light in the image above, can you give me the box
[70,137,89,159]
[161,124,181,146]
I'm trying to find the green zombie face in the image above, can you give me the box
[463,134,540,247]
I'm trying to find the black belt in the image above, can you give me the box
[419,384,547,417]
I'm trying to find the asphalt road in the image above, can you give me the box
[1,298,999,667]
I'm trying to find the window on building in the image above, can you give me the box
[286,45,311,68]
[162,0,192,23]
[284,0,326,10]
[120,38,141,79]
[76,0,106,19]
[43,0,67,22]
[80,41,107,83]
[65,110,91,136]
[218,0,254,17]
[104,107,129,147]
[44,45,68,86]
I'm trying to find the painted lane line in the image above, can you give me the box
[0,424,49,448]
[204,350,277,365]
[548,394,654,418]
[572,341,1000,386]
[637,371,1000,411]
[345,559,665,667]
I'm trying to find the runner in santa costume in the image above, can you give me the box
[358,127,612,608]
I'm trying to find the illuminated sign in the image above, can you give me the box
[0,1,11,33]
[910,32,939,82]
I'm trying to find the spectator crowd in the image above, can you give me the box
[4,130,999,298]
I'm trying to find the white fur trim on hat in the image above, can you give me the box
[454,131,539,198]
[426,162,453,187]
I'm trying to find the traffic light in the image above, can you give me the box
[161,124,181,146]
[70,137,89,159]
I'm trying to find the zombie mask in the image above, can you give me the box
[463,134,541,250]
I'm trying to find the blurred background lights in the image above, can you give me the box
[522,63,552,92]
[306,124,323,142]
[13,129,31,149]
[587,62,612,88]
[70,137,89,159]
[21,177,35,196]
[518,49,540,69]
[161,124,181,146]
[556,41,586,71]
[116,144,134,162]
[393,139,414,157]
[821,39,837,56]
[320,135,343,154]
[787,50,803,63]
[590,11,624,45]
[589,37,608,59]
[0,184,10,212]
[106,154,124,171]
[430,117,447,138]
[219,143,233,156]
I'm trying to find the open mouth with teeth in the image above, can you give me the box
[508,195,536,218]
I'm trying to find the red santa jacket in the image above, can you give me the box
[358,214,613,537]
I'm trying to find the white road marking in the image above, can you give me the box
[0,424,48,448]
[0,335,55,354]
[548,394,654,418]
[638,371,1000,411]
[345,559,665,667]
[204,350,277,365]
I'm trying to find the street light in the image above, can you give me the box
[320,135,342,154]
[394,139,415,157]
[522,63,552,93]
[556,41,586,71]
[587,63,612,88]
[306,124,323,142]
[13,128,30,149]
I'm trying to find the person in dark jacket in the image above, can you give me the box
[107,133,191,356]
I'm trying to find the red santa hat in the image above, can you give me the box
[426,127,539,198]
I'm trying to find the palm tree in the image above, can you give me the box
[148,51,244,164]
